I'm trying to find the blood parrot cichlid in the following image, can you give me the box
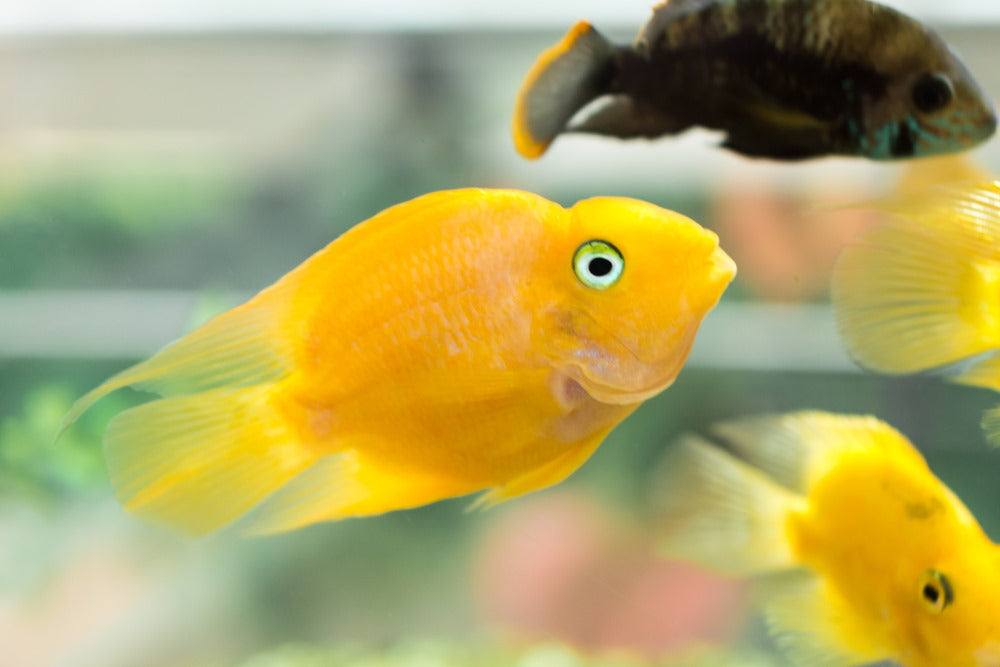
[832,180,1000,444]
[61,188,735,536]
[513,0,997,161]
[654,411,1000,667]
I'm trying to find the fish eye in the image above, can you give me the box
[573,240,624,289]
[911,73,954,114]
[919,569,953,613]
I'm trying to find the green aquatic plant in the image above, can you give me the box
[0,383,125,502]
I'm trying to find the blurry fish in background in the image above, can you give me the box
[652,411,1000,667]
[513,0,997,161]
[831,180,1000,442]
[59,188,735,536]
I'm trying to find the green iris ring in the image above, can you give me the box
[573,240,624,289]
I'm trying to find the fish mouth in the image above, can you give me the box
[578,373,677,404]
[561,339,693,406]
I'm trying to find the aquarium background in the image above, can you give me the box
[3,1,1000,665]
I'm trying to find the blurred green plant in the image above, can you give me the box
[0,382,127,503]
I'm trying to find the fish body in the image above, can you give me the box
[831,180,1000,442]
[62,188,735,535]
[654,411,1000,667]
[513,0,996,160]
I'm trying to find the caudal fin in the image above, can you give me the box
[105,385,317,535]
[59,278,299,437]
[512,21,618,159]
[651,434,805,577]
[832,181,1000,383]
[59,264,310,534]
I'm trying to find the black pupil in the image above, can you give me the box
[923,583,940,604]
[912,74,953,113]
[588,256,613,277]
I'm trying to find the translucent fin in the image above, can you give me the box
[710,411,921,495]
[651,435,805,576]
[832,181,1000,376]
[244,451,475,535]
[469,430,609,511]
[894,154,993,198]
[981,406,1000,447]
[241,454,365,535]
[104,385,315,536]
[762,572,880,667]
[512,21,617,158]
[60,281,296,436]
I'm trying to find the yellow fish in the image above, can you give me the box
[62,188,735,536]
[653,411,1000,667]
[831,180,1000,442]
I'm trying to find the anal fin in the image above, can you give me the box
[243,450,477,535]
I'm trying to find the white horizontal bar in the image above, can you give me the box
[0,290,856,372]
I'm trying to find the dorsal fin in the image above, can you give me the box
[640,0,727,47]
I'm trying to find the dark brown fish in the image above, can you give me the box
[513,0,996,161]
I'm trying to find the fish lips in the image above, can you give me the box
[559,332,696,406]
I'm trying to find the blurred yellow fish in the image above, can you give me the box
[61,188,735,536]
[831,180,1000,442]
[654,411,1000,667]
[893,155,995,197]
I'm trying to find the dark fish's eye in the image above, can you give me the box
[573,240,624,289]
[919,569,953,613]
[912,73,954,114]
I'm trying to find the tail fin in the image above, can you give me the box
[512,21,617,159]
[59,280,298,437]
[105,385,317,535]
[832,181,1000,382]
[651,435,805,577]
[59,270,308,535]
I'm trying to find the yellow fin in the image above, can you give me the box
[244,451,476,535]
[710,411,921,494]
[512,20,615,159]
[59,281,296,437]
[469,430,609,511]
[832,181,1000,376]
[240,454,365,535]
[951,351,1000,393]
[762,572,881,667]
[104,385,315,536]
[651,435,804,576]
[895,154,994,198]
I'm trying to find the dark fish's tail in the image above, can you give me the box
[512,21,617,159]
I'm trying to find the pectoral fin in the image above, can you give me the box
[469,429,611,511]
[762,572,882,667]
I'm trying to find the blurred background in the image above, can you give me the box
[3,1,1000,665]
